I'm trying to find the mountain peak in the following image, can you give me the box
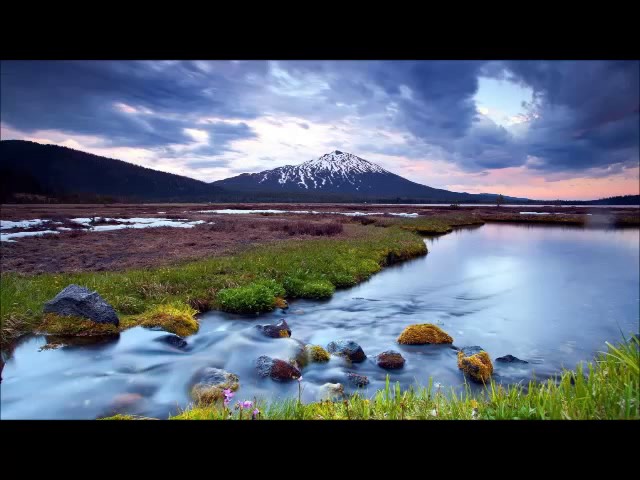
[304,151,389,175]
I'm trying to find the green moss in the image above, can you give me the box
[216,283,279,313]
[37,313,120,337]
[306,344,331,363]
[397,324,453,345]
[283,276,335,299]
[129,302,199,337]
[191,375,240,405]
[457,350,493,383]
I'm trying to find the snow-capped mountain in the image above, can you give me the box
[252,151,391,192]
[213,150,513,201]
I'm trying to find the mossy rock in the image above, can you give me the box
[256,355,301,381]
[375,350,405,369]
[397,324,453,345]
[305,344,331,363]
[134,303,199,337]
[191,368,240,405]
[258,319,291,338]
[457,346,493,383]
[274,297,289,309]
[37,313,120,337]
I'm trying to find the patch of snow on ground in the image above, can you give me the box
[1,230,60,242]
[198,209,419,217]
[2,218,208,241]
[1,219,49,230]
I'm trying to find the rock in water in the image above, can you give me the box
[305,344,331,363]
[156,334,188,349]
[457,346,493,383]
[375,350,406,369]
[346,372,370,387]
[397,324,453,345]
[191,367,239,404]
[318,383,344,401]
[43,284,119,326]
[258,319,291,338]
[256,355,301,381]
[495,354,528,364]
[327,340,366,362]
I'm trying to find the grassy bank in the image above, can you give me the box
[391,214,485,235]
[1,223,427,346]
[165,337,638,420]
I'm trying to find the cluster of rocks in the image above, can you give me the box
[395,323,527,383]
[42,285,529,405]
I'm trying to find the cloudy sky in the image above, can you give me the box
[1,60,638,200]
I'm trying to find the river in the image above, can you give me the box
[1,223,638,419]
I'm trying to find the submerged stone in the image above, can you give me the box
[258,319,291,338]
[156,334,188,349]
[327,340,366,362]
[256,355,301,381]
[110,393,144,410]
[496,354,528,364]
[346,372,370,388]
[43,284,119,326]
[375,350,406,369]
[457,346,493,383]
[397,324,453,345]
[191,367,239,404]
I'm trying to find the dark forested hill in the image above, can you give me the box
[0,140,227,202]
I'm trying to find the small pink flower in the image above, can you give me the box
[252,408,260,419]
[242,400,253,409]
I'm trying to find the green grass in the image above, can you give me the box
[1,224,427,345]
[389,214,485,235]
[168,337,639,420]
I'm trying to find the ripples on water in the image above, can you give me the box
[1,224,638,419]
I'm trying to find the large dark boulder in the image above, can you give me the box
[256,355,301,381]
[43,284,119,326]
[258,319,291,338]
[496,354,528,364]
[327,340,366,362]
[375,350,405,369]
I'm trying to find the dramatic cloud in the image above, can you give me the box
[1,60,638,199]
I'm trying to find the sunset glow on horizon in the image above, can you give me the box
[1,60,638,200]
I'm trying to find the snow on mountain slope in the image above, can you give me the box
[213,150,517,201]
[254,151,391,191]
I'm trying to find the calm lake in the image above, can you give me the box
[1,223,638,419]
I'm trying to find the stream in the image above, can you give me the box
[1,223,638,419]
